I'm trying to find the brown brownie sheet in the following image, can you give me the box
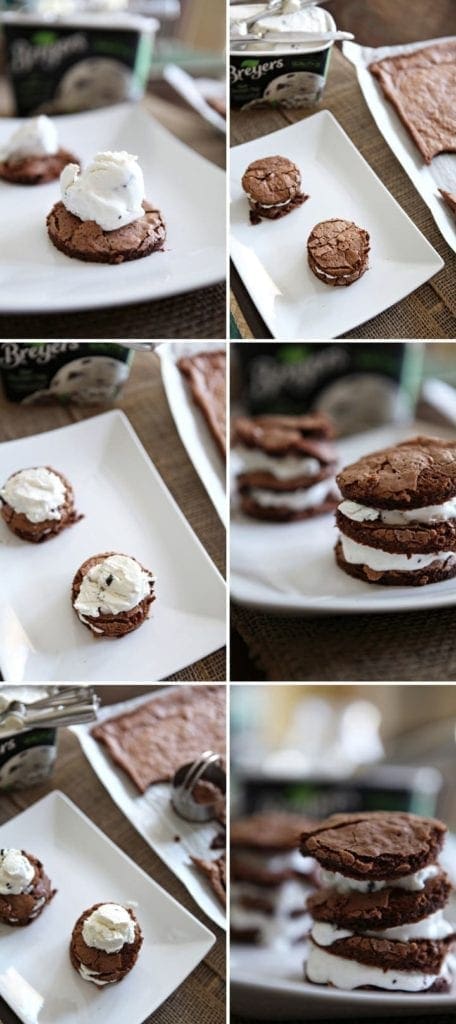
[91,685,226,793]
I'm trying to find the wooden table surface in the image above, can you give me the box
[230,0,456,340]
[0,686,226,1024]
[0,84,226,340]
[0,348,226,682]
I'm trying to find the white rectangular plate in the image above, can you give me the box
[73,688,226,930]
[0,103,225,313]
[230,421,456,615]
[230,111,443,339]
[343,37,456,254]
[156,342,227,525]
[0,410,226,681]
[0,791,215,1024]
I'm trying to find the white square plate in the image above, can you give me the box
[0,103,225,314]
[156,342,227,525]
[74,688,226,930]
[230,421,456,615]
[343,38,456,255]
[230,111,444,339]
[0,410,226,681]
[0,791,215,1024]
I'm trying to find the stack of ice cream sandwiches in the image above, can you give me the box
[335,436,456,586]
[233,413,338,522]
[302,811,456,992]
[231,811,317,947]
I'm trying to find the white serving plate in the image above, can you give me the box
[343,37,456,255]
[0,791,214,1024]
[0,410,226,681]
[231,941,456,1020]
[0,103,225,314]
[230,111,444,339]
[156,342,227,525]
[73,688,226,930]
[230,421,456,614]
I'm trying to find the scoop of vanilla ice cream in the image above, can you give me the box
[82,904,135,953]
[0,849,35,895]
[1,115,58,164]
[60,151,145,232]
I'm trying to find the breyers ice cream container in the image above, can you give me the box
[0,688,57,791]
[230,2,335,109]
[0,342,133,405]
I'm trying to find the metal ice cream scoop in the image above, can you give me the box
[0,686,100,734]
[171,750,226,823]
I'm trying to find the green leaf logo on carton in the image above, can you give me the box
[241,59,259,68]
[32,31,58,45]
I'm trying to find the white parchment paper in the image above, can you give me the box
[343,37,456,253]
[72,689,225,930]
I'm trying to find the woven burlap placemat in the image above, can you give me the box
[230,48,456,339]
[0,727,225,1024]
[0,349,226,681]
[233,1016,454,1024]
[231,601,456,682]
[0,283,226,340]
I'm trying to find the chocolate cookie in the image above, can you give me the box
[335,437,456,586]
[1,466,82,543]
[369,42,456,164]
[232,811,318,853]
[308,872,452,931]
[191,853,226,907]
[300,812,447,880]
[72,551,155,638]
[233,413,338,522]
[70,903,142,985]
[335,537,456,587]
[0,851,56,926]
[231,812,317,947]
[312,933,455,975]
[0,148,77,185]
[91,686,225,792]
[47,200,166,264]
[337,437,456,510]
[439,189,456,217]
[241,155,308,224]
[307,219,370,286]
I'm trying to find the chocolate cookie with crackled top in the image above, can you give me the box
[308,871,452,932]
[231,812,318,946]
[335,436,456,586]
[300,811,447,878]
[0,849,56,926]
[242,155,308,225]
[47,200,166,264]
[0,148,77,186]
[307,218,370,286]
[233,412,338,522]
[1,465,83,543]
[70,903,143,986]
